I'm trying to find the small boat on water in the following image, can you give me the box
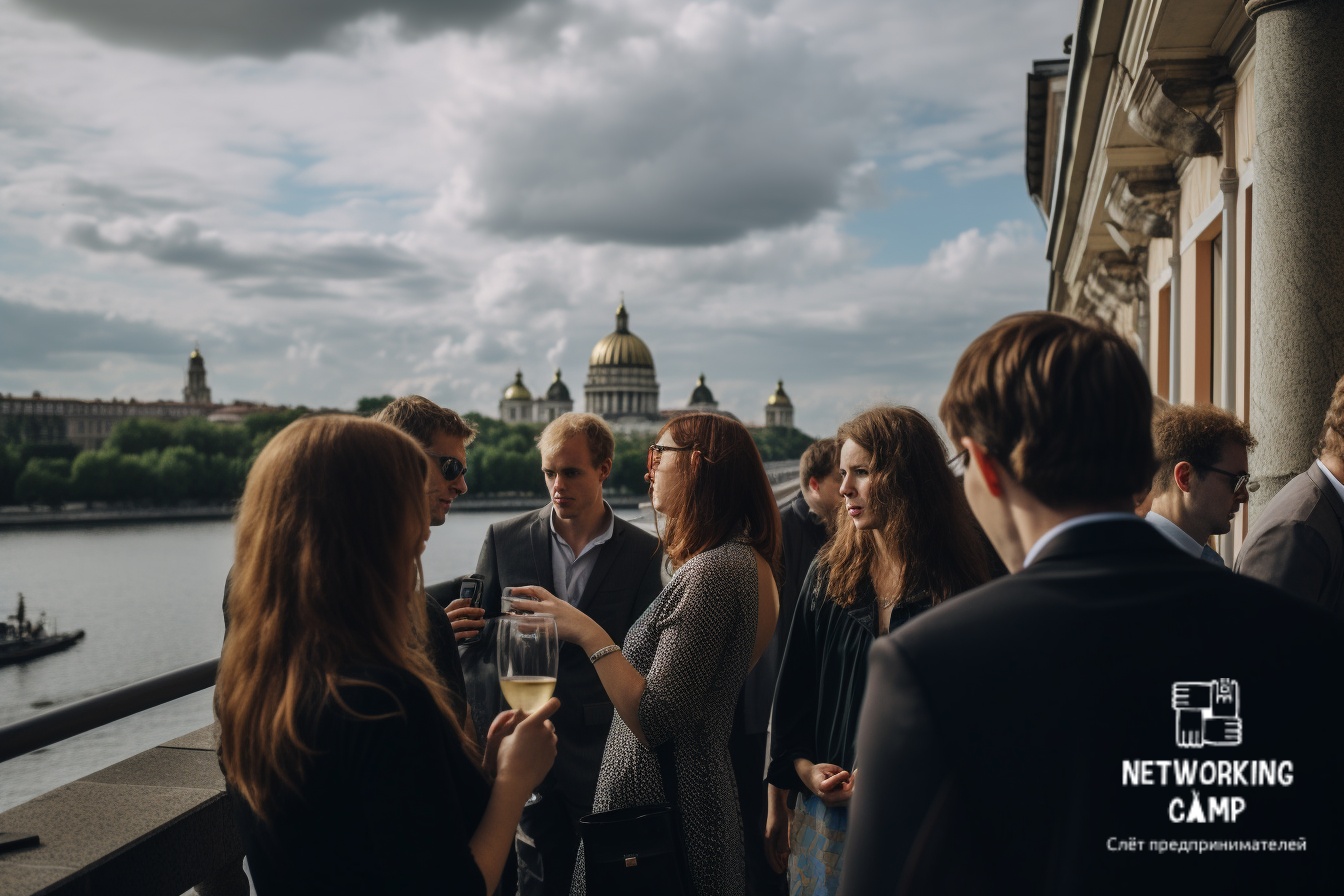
[0,592,85,667]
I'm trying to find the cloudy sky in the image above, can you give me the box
[0,0,1076,437]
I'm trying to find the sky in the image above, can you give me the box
[0,0,1078,438]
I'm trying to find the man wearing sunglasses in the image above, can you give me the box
[1145,403,1257,567]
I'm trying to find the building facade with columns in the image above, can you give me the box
[1027,0,1344,562]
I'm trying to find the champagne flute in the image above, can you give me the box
[498,613,558,806]
[497,613,559,714]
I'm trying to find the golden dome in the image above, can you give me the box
[767,380,792,407]
[546,369,571,402]
[503,370,532,401]
[588,300,655,369]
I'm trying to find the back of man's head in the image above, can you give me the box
[537,412,615,467]
[940,311,1155,509]
[1151,404,1256,494]
[1317,372,1344,461]
[373,396,477,448]
[798,437,839,491]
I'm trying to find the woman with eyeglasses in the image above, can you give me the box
[216,415,558,895]
[511,412,782,896]
[765,406,994,894]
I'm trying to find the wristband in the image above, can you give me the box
[589,644,621,664]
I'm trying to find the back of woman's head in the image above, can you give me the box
[217,415,456,821]
[821,406,991,605]
[657,413,781,575]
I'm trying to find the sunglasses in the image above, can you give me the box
[647,444,695,470]
[426,451,466,482]
[1194,464,1258,495]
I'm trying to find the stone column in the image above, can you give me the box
[1245,0,1344,506]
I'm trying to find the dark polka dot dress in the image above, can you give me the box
[572,539,759,896]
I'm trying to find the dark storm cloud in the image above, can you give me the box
[471,23,868,246]
[15,0,532,57]
[0,295,184,371]
[62,216,441,298]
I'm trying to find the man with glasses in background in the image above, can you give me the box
[1237,373,1344,616]
[1145,403,1257,567]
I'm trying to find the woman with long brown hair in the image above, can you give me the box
[766,406,993,894]
[512,412,781,896]
[216,415,558,894]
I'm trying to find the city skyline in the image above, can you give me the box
[0,0,1075,437]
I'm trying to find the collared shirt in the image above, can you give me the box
[1145,510,1225,567]
[1022,512,1147,568]
[1317,458,1344,506]
[549,502,616,605]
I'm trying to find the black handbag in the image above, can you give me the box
[578,740,694,896]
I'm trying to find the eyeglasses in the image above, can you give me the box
[426,451,466,482]
[647,444,694,470]
[947,449,969,472]
[1194,464,1258,494]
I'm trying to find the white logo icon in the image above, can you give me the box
[1171,679,1242,748]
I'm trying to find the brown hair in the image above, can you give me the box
[1317,373,1344,459]
[818,406,991,606]
[654,413,781,577]
[798,437,840,492]
[1151,403,1257,493]
[537,412,615,466]
[216,415,473,823]
[374,395,477,448]
[939,312,1156,509]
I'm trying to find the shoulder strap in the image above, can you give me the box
[655,740,694,892]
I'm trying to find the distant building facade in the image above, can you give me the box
[1,348,218,450]
[497,301,795,433]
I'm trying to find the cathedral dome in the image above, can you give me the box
[689,374,715,406]
[588,301,655,369]
[546,369,571,402]
[503,370,532,401]
[767,380,792,407]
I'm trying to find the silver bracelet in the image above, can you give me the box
[589,644,621,664]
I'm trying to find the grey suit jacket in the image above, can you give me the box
[1235,462,1344,617]
[459,506,663,813]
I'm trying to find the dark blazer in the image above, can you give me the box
[838,519,1344,896]
[460,506,663,813]
[1235,462,1344,617]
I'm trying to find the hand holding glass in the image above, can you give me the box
[497,613,559,714]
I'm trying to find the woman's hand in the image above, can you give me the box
[494,697,560,796]
[507,586,607,653]
[482,708,524,778]
[799,760,854,807]
[443,598,485,643]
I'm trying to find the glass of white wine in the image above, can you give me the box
[497,613,559,714]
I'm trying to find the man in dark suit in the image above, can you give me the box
[457,412,663,896]
[1235,373,1344,616]
[838,313,1344,895]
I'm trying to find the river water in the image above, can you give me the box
[0,506,609,812]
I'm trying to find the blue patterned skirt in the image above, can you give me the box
[788,793,848,896]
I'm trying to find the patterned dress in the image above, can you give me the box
[572,539,760,896]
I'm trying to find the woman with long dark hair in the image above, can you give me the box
[512,412,781,896]
[216,415,558,894]
[766,406,993,894]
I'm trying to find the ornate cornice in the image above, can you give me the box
[1082,249,1148,313]
[1126,62,1229,158]
[1104,167,1179,242]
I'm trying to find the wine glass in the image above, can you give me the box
[497,612,559,714]
[497,613,559,805]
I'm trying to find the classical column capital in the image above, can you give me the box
[1245,0,1310,20]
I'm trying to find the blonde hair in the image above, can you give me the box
[537,412,615,466]
[216,415,474,822]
